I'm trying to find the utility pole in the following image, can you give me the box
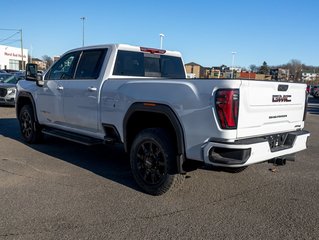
[20,29,24,70]
[80,17,86,47]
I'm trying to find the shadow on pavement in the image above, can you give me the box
[0,117,140,193]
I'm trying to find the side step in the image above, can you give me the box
[42,128,104,146]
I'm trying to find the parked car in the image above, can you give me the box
[14,71,26,80]
[310,85,319,96]
[0,73,19,106]
[0,73,14,82]
[313,88,319,98]
[0,69,19,74]
[306,85,310,94]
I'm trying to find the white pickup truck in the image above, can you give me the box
[16,44,310,195]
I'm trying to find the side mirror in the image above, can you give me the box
[26,63,44,87]
[26,63,38,80]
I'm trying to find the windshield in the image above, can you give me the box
[0,74,18,84]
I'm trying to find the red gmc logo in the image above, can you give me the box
[272,95,291,102]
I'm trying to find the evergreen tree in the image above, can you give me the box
[259,61,269,74]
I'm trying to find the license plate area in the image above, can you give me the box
[264,132,296,152]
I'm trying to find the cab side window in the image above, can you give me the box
[75,49,107,79]
[45,51,80,80]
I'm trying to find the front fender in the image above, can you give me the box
[16,91,38,123]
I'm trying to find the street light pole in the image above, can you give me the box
[80,17,86,47]
[20,29,24,70]
[159,33,165,49]
[231,51,236,79]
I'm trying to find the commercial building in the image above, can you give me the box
[185,62,224,78]
[185,62,239,79]
[32,58,47,70]
[302,71,318,82]
[0,45,28,70]
[185,62,206,78]
[270,68,290,81]
[185,61,287,81]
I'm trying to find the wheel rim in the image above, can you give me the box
[136,141,166,185]
[21,111,33,139]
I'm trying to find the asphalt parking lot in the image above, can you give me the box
[1,98,319,240]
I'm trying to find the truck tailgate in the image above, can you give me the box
[237,81,306,138]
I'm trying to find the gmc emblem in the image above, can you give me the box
[272,95,291,102]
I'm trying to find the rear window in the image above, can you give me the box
[113,50,185,78]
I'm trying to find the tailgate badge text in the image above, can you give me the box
[272,95,291,102]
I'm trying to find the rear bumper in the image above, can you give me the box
[202,130,310,168]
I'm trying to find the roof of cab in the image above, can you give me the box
[63,43,182,58]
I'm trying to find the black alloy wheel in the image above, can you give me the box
[130,128,183,195]
[135,140,166,185]
[19,105,42,143]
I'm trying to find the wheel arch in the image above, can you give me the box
[123,102,186,166]
[16,91,39,122]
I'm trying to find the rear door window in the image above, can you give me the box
[75,49,107,79]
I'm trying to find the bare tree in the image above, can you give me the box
[42,55,53,69]
[286,59,302,81]
[249,64,257,73]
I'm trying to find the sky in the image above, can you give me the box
[0,0,318,69]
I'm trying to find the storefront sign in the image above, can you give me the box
[4,52,26,58]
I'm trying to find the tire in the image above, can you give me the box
[19,105,43,143]
[130,128,183,195]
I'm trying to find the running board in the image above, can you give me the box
[42,128,103,146]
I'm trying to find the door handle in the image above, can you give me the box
[57,86,64,90]
[88,87,97,92]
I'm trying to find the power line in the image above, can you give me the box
[2,39,20,45]
[0,28,21,31]
[0,28,25,70]
[0,31,20,43]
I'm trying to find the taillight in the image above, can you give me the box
[215,89,239,129]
